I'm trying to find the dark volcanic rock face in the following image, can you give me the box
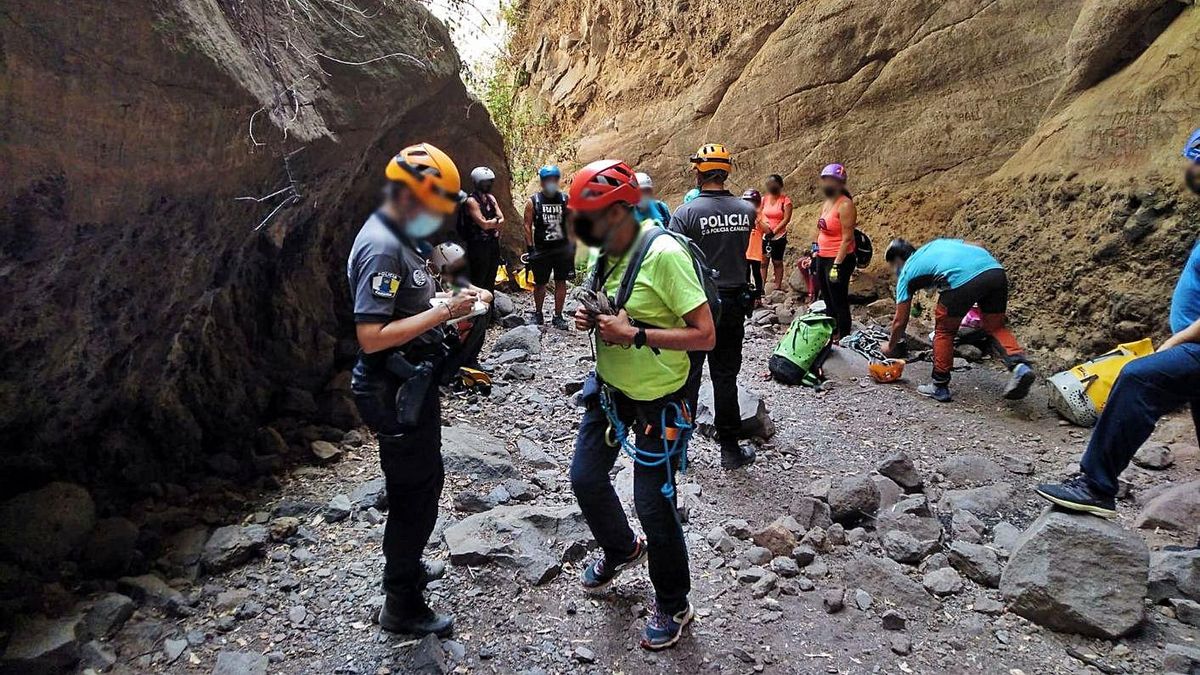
[0,0,515,502]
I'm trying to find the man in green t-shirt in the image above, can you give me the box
[567,160,716,651]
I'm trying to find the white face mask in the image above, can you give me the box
[405,211,442,239]
[543,181,559,195]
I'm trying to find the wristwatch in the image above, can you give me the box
[633,327,648,349]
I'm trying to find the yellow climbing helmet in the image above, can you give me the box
[385,143,465,214]
[690,143,732,174]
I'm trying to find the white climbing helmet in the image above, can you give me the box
[470,166,496,184]
[635,172,654,190]
[429,241,467,275]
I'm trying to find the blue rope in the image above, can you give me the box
[599,386,692,499]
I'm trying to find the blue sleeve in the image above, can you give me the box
[895,264,914,303]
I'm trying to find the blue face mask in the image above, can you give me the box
[405,212,442,239]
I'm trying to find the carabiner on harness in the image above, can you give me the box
[597,385,693,499]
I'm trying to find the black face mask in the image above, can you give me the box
[822,186,839,198]
[1187,167,1200,195]
[573,212,605,248]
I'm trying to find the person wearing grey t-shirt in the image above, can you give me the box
[347,143,491,637]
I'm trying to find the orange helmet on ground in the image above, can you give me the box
[868,359,906,383]
[385,143,465,214]
[690,143,732,174]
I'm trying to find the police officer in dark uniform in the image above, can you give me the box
[523,164,574,328]
[347,143,492,636]
[669,143,757,470]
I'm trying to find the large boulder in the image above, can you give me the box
[0,613,86,673]
[1133,480,1200,532]
[695,383,775,441]
[80,517,139,578]
[0,0,517,503]
[201,525,269,573]
[947,541,1002,588]
[213,651,269,675]
[0,482,96,568]
[1148,549,1200,603]
[443,505,592,585]
[788,496,833,531]
[441,425,517,478]
[843,555,936,611]
[940,483,1013,518]
[935,455,1005,488]
[877,513,942,565]
[1000,511,1148,638]
[751,520,798,557]
[827,475,880,524]
[492,325,542,356]
[877,453,923,491]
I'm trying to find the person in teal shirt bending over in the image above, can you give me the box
[882,238,1035,403]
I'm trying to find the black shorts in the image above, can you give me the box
[763,236,788,261]
[530,247,576,285]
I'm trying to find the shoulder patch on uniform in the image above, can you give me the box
[370,271,401,298]
[412,269,429,287]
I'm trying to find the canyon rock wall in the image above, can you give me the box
[513,0,1200,358]
[0,0,516,502]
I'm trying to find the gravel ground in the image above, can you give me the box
[101,293,1200,675]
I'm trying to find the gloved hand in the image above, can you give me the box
[828,265,840,283]
[810,242,819,256]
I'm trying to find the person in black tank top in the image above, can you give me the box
[523,164,576,328]
[463,166,504,293]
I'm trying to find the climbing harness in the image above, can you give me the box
[839,327,890,361]
[597,384,693,500]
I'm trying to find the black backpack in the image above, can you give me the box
[592,226,723,325]
[854,229,873,268]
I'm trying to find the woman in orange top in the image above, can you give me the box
[761,174,793,289]
[742,189,768,302]
[811,163,857,339]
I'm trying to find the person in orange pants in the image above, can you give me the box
[881,238,1034,403]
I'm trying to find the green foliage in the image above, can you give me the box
[459,0,573,191]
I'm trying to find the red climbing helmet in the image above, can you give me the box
[568,160,641,212]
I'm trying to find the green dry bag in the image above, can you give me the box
[769,312,835,386]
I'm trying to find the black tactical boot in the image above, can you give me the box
[719,440,756,470]
[378,592,454,637]
[418,559,447,590]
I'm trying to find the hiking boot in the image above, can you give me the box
[917,382,952,403]
[530,311,545,326]
[1035,475,1116,517]
[720,442,756,470]
[581,537,647,593]
[1003,363,1036,400]
[640,602,695,651]
[378,593,454,637]
[418,560,446,590]
[551,314,569,330]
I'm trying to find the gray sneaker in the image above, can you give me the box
[917,382,952,402]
